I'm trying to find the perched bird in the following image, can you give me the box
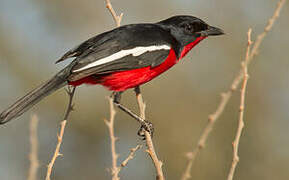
[0,15,224,126]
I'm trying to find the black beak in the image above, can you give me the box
[199,26,224,37]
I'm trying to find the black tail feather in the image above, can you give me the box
[0,71,69,124]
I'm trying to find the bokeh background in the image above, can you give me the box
[0,0,288,179]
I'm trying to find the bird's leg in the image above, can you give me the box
[111,91,153,138]
[112,91,143,122]
[134,86,154,138]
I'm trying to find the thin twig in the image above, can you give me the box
[104,97,120,180]
[181,1,286,179]
[249,0,286,60]
[105,0,123,27]
[45,86,76,180]
[135,88,165,180]
[227,28,252,180]
[105,97,141,179]
[105,99,141,177]
[121,145,142,167]
[104,1,123,179]
[28,114,39,180]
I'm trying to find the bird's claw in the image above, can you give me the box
[137,120,154,140]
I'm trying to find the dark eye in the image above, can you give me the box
[180,23,194,32]
[180,22,208,33]
[185,24,193,32]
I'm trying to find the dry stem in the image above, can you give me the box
[105,0,123,27]
[181,0,286,179]
[105,98,142,179]
[227,29,252,180]
[45,87,76,180]
[104,1,122,179]
[104,97,120,180]
[136,91,165,180]
[249,0,286,60]
[121,145,142,167]
[28,114,39,180]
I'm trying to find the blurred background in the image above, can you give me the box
[0,0,288,179]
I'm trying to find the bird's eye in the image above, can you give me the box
[185,24,193,32]
[180,23,194,33]
[180,22,208,33]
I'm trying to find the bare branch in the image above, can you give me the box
[104,97,120,180]
[103,1,123,179]
[45,87,76,180]
[249,0,287,60]
[105,98,141,178]
[121,145,142,168]
[227,28,252,180]
[181,0,286,179]
[136,91,165,180]
[105,0,123,27]
[27,114,39,180]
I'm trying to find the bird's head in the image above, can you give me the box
[158,15,224,46]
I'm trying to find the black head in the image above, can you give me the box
[157,15,224,45]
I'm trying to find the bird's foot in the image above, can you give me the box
[137,120,154,140]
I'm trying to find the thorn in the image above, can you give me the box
[104,119,109,125]
[208,115,214,122]
[198,142,205,149]
[239,106,244,112]
[186,152,193,159]
[159,161,163,168]
[119,13,124,20]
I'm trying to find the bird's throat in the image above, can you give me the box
[179,36,206,59]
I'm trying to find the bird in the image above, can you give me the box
[0,15,224,128]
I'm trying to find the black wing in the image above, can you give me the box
[61,24,178,81]
[56,31,112,63]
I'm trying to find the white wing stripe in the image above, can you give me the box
[73,45,170,72]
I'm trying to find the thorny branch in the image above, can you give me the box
[104,1,122,180]
[45,86,76,180]
[104,97,120,180]
[135,88,165,180]
[181,0,286,179]
[227,28,252,180]
[121,145,142,167]
[105,96,142,179]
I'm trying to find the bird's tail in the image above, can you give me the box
[0,70,70,124]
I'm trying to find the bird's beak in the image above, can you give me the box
[198,26,224,37]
